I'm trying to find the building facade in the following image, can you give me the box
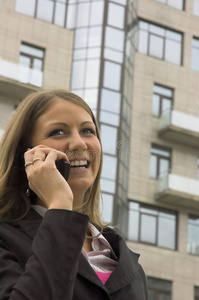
[0,0,199,299]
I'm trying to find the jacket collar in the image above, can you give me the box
[15,209,140,294]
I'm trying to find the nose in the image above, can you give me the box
[68,131,87,151]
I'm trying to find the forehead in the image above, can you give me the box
[38,98,93,123]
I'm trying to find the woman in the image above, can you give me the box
[0,89,148,300]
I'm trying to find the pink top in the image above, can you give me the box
[95,271,112,284]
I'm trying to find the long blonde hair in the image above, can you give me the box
[0,89,104,228]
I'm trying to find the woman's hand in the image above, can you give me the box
[24,145,73,210]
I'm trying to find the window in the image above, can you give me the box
[191,38,199,72]
[147,277,172,300]
[138,20,182,65]
[193,0,199,16]
[128,202,177,250]
[20,43,45,71]
[153,0,184,10]
[152,84,173,117]
[150,144,171,179]
[188,215,199,255]
[195,286,199,300]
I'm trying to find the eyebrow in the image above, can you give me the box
[48,121,95,127]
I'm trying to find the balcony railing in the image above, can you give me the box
[158,110,199,147]
[156,173,199,209]
[0,59,42,87]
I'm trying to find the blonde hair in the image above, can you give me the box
[0,89,105,228]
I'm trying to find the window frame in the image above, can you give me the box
[20,42,45,71]
[138,19,183,66]
[150,144,171,179]
[152,84,174,117]
[147,277,172,300]
[128,201,177,250]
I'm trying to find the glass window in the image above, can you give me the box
[101,154,117,180]
[147,277,172,300]
[100,111,120,126]
[150,144,171,179]
[90,1,104,25]
[107,2,125,29]
[76,2,89,27]
[84,88,98,110]
[36,0,54,23]
[128,202,177,250]
[19,42,45,71]
[15,0,36,17]
[104,48,124,63]
[193,0,199,16]
[54,2,66,27]
[188,215,199,255]
[71,61,85,89]
[197,157,199,179]
[153,0,184,10]
[66,3,77,29]
[75,28,88,48]
[101,178,116,193]
[101,89,121,114]
[152,84,173,117]
[138,20,182,66]
[100,124,118,155]
[88,26,102,47]
[101,193,114,223]
[103,61,121,91]
[85,59,100,88]
[105,27,125,52]
[191,38,199,72]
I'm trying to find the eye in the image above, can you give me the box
[81,128,96,135]
[49,129,65,137]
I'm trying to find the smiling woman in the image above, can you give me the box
[0,89,148,300]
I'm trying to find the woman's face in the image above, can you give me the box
[30,98,101,196]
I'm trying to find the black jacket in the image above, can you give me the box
[0,208,148,300]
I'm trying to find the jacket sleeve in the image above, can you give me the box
[0,209,89,300]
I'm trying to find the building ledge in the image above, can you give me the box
[155,189,199,210]
[156,173,199,209]
[158,110,199,148]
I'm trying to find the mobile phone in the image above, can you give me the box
[55,159,70,182]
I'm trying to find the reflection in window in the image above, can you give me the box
[128,202,177,250]
[193,0,199,16]
[188,215,199,256]
[191,38,199,72]
[138,20,182,65]
[152,84,173,117]
[20,42,45,71]
[150,144,171,179]
[153,0,184,10]
[147,277,172,300]
[195,286,199,300]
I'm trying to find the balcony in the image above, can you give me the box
[155,173,199,209]
[158,110,199,147]
[0,59,43,87]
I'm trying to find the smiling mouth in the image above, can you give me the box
[69,160,89,169]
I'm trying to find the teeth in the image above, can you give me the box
[70,160,87,167]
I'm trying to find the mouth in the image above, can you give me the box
[69,159,90,169]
